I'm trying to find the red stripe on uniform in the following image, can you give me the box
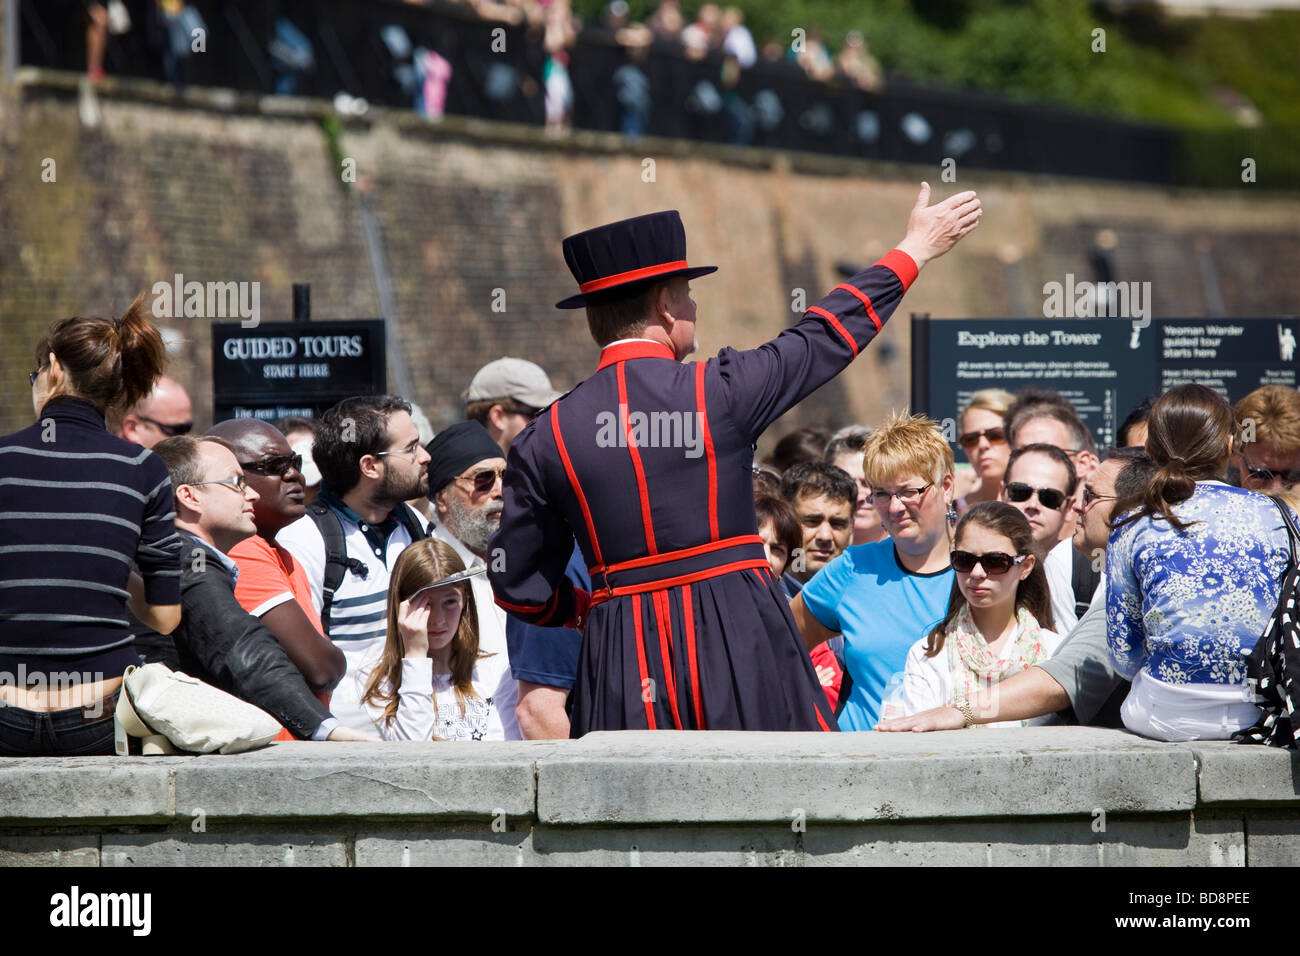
[551,404,604,571]
[807,306,859,357]
[494,591,557,618]
[833,283,883,334]
[813,703,831,732]
[632,594,656,730]
[681,585,704,729]
[618,362,657,555]
[651,590,682,729]
[694,362,719,541]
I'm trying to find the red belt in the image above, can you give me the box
[588,535,770,606]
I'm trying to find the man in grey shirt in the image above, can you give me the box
[878,447,1155,731]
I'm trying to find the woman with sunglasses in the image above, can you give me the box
[1108,384,1297,742]
[0,296,182,755]
[334,538,520,741]
[897,501,1061,725]
[955,389,1015,515]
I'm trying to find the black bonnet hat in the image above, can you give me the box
[555,210,717,309]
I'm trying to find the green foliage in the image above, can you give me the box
[571,0,1300,132]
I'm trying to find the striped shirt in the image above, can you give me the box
[0,397,181,681]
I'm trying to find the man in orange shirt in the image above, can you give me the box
[206,419,346,701]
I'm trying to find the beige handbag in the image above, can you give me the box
[113,663,281,755]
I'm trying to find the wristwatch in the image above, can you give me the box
[953,696,976,728]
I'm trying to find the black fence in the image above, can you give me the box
[18,0,1263,187]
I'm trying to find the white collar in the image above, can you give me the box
[601,337,662,350]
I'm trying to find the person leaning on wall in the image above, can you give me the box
[0,294,182,756]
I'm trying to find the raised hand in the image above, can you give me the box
[895,182,981,271]
[397,591,431,658]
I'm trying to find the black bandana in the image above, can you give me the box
[426,421,503,495]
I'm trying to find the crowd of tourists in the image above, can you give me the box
[3,295,1296,754]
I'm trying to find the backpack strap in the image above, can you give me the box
[305,500,367,638]
[1070,547,1101,621]
[394,503,430,543]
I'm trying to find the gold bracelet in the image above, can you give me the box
[953,696,976,727]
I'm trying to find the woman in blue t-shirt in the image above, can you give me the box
[1107,384,1296,742]
[791,411,958,730]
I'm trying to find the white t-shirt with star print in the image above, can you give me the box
[336,646,520,741]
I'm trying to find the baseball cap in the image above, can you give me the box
[463,358,561,410]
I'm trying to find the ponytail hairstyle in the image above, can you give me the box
[1112,384,1234,533]
[33,293,166,415]
[362,538,484,735]
[924,501,1053,656]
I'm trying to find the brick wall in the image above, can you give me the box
[3,84,1300,453]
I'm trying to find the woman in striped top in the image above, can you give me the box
[0,295,182,755]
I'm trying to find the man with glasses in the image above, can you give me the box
[206,419,346,705]
[999,443,1095,633]
[276,396,432,731]
[149,436,372,741]
[1232,386,1300,492]
[116,376,194,449]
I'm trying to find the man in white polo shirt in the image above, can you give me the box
[277,395,431,731]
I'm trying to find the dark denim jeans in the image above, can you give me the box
[0,695,117,756]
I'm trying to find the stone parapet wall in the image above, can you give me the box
[2,729,1296,866]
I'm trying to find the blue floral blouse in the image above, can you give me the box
[1106,482,1295,686]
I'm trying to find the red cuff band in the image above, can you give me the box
[876,249,919,292]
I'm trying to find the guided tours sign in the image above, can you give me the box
[912,315,1299,449]
[212,320,387,423]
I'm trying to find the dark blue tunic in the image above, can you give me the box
[489,250,919,733]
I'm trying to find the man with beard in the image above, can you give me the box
[277,396,432,731]
[206,418,346,701]
[425,422,511,668]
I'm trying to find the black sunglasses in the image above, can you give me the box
[241,453,303,478]
[456,466,506,494]
[958,427,1007,450]
[28,369,40,387]
[1080,485,1117,508]
[1004,481,1068,510]
[1240,452,1300,486]
[950,550,1029,575]
[138,415,193,437]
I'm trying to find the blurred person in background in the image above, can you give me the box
[1,297,181,755]
[278,416,322,506]
[1117,397,1153,448]
[765,426,828,474]
[956,388,1014,512]
[117,375,193,450]
[836,30,882,93]
[1232,385,1300,492]
[825,425,886,545]
[1005,388,1100,482]
[791,413,957,730]
[463,357,560,455]
[1108,384,1297,742]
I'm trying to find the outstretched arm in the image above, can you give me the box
[718,183,981,439]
